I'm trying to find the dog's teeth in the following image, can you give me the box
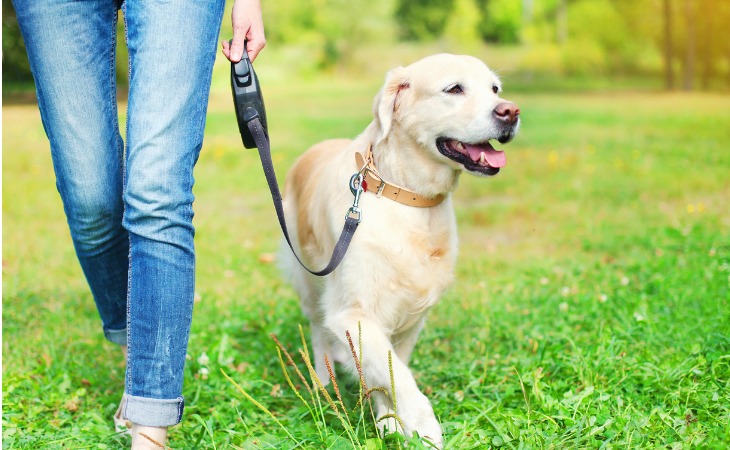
[455,141,466,151]
[479,152,487,165]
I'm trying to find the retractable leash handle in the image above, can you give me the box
[231,40,268,148]
[230,41,360,277]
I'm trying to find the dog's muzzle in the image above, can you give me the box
[495,101,520,144]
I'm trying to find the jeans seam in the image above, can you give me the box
[112,8,128,348]
[109,7,118,142]
[121,0,133,398]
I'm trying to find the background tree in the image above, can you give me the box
[265,0,395,69]
[682,0,696,90]
[443,0,482,46]
[475,0,522,44]
[4,0,730,91]
[663,0,674,89]
[395,0,454,41]
[2,0,32,85]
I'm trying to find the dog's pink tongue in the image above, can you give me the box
[464,142,506,168]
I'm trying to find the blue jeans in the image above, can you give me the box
[14,0,225,426]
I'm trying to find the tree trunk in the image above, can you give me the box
[556,0,568,44]
[682,0,696,91]
[663,0,674,90]
[699,0,715,90]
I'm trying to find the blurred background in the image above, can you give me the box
[4,0,730,94]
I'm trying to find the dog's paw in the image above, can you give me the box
[400,395,443,449]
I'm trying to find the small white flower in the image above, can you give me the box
[199,367,209,380]
[198,352,210,366]
[540,277,549,285]
[559,302,569,312]
[598,294,608,303]
[620,277,630,286]
[634,312,645,322]
[561,286,570,296]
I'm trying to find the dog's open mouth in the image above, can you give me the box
[436,138,506,176]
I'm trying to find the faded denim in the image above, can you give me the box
[14,0,225,427]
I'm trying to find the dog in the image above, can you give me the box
[280,53,520,447]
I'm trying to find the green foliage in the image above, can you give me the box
[262,0,317,44]
[477,0,523,44]
[563,0,635,75]
[4,0,730,87]
[443,0,482,46]
[2,0,32,84]
[396,0,524,44]
[263,0,396,69]
[395,0,454,41]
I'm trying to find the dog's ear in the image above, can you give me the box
[373,67,410,144]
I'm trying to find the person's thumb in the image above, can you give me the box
[230,28,247,62]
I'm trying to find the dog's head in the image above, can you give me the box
[373,54,520,177]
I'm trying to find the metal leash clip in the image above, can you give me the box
[347,173,364,223]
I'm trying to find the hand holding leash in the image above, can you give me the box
[222,0,265,62]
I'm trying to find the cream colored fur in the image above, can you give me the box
[280,54,519,447]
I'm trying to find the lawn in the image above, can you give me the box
[3,52,729,449]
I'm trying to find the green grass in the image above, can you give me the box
[3,51,730,449]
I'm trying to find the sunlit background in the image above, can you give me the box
[4,0,730,92]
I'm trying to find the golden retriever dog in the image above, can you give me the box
[281,53,520,447]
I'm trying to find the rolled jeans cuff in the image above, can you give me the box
[104,327,127,346]
[123,394,184,427]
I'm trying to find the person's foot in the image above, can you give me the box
[114,398,132,435]
[131,424,168,449]
[115,346,132,434]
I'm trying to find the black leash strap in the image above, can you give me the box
[246,116,361,276]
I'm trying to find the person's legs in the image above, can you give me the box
[13,0,129,345]
[120,0,225,431]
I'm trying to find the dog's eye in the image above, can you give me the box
[444,84,464,94]
[492,85,499,94]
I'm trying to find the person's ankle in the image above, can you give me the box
[130,424,167,449]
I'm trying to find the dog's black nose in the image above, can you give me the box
[494,102,520,124]
[497,133,513,144]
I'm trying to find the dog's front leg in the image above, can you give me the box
[309,317,334,385]
[325,314,443,448]
[392,317,426,365]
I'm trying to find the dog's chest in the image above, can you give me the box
[354,208,457,329]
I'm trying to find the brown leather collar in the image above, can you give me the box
[355,147,445,208]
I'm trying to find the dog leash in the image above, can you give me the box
[231,42,362,277]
